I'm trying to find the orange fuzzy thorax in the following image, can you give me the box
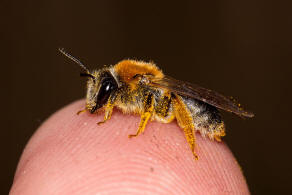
[114,60,164,83]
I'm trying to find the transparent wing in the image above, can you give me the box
[150,75,254,118]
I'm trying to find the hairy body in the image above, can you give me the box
[59,48,253,160]
[86,60,226,159]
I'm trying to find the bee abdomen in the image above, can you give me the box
[181,96,225,139]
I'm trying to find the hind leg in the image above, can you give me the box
[172,95,198,160]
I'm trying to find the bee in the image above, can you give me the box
[59,48,254,160]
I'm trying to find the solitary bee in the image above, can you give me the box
[59,48,254,159]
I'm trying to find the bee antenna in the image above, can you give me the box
[58,48,90,73]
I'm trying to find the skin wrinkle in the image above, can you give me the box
[10,100,250,195]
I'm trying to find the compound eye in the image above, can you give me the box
[98,80,115,104]
[90,78,117,113]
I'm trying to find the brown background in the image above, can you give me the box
[2,0,292,194]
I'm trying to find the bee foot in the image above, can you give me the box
[97,121,105,125]
[214,135,222,142]
[77,109,86,115]
[192,152,199,160]
[128,134,138,138]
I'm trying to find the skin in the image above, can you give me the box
[10,100,250,195]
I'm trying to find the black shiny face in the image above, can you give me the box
[90,71,118,113]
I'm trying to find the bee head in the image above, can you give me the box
[84,69,118,113]
[58,48,118,113]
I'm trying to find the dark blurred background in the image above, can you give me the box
[2,0,292,194]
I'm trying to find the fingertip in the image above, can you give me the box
[11,100,249,195]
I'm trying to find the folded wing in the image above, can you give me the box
[150,75,254,118]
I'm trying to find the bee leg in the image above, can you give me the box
[208,123,226,142]
[213,131,226,142]
[97,96,116,125]
[128,94,154,138]
[214,135,222,142]
[155,93,172,118]
[77,109,87,115]
[173,96,199,160]
[97,103,114,125]
[183,127,198,160]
